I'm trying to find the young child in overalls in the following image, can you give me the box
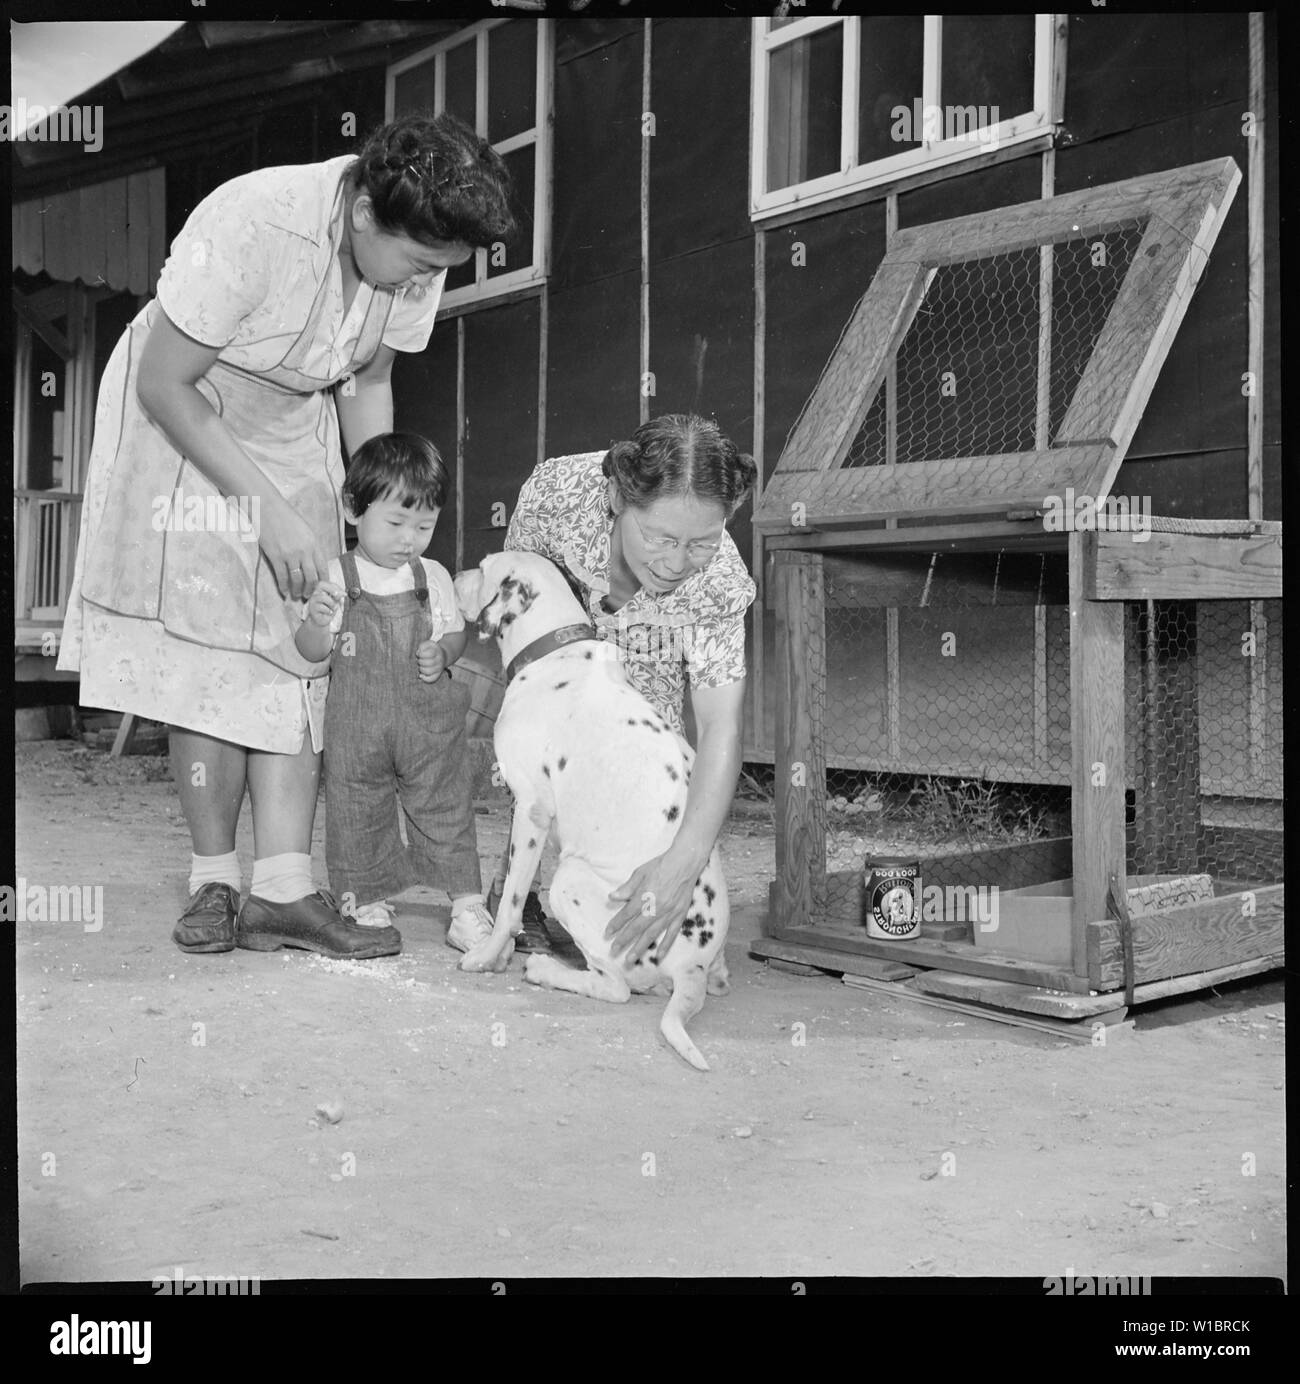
[295,432,494,955]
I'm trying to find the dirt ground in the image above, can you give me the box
[14,739,1286,1284]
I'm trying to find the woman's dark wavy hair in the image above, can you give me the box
[349,111,515,248]
[342,432,449,516]
[602,414,758,518]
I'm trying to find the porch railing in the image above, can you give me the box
[14,489,83,630]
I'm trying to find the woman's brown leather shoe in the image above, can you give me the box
[173,882,239,954]
[235,889,402,959]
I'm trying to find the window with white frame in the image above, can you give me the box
[387,18,552,308]
[751,14,1064,221]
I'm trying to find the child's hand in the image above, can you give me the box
[305,579,345,628]
[417,638,448,682]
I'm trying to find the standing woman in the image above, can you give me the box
[58,113,514,958]
[503,414,758,961]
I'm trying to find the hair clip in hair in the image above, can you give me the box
[433,174,475,195]
[402,158,473,198]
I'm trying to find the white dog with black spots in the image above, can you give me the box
[453,550,730,1070]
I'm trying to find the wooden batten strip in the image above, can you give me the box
[638,18,651,427]
[891,157,1238,267]
[1064,168,1242,501]
[1084,529,1282,601]
[751,227,767,754]
[762,520,1063,553]
[822,550,1068,608]
[755,444,1111,527]
[772,260,932,478]
[455,316,465,573]
[1088,884,1284,991]
[770,924,1094,994]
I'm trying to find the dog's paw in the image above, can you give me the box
[523,952,564,986]
[459,937,515,973]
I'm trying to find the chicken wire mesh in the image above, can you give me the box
[1124,598,1284,889]
[793,549,1073,932]
[843,220,1148,470]
[777,568,1283,935]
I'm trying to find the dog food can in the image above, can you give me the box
[863,857,921,940]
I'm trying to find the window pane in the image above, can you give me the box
[488,21,536,141]
[444,37,477,128]
[940,15,1036,125]
[766,27,842,192]
[445,252,477,293]
[394,58,436,118]
[858,16,925,165]
[486,145,535,279]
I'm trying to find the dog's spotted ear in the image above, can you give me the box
[476,574,538,638]
[475,588,505,638]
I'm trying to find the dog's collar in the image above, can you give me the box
[505,623,600,684]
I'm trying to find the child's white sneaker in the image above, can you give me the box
[447,897,494,953]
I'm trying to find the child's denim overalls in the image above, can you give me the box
[324,551,481,912]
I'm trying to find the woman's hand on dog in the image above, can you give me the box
[605,847,702,962]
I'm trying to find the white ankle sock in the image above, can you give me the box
[251,852,315,904]
[451,893,486,915]
[189,851,241,897]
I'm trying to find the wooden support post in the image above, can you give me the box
[111,713,139,758]
[1033,603,1048,775]
[455,316,465,574]
[1246,14,1267,788]
[1246,11,1265,523]
[638,18,652,426]
[751,227,767,755]
[1248,601,1268,784]
[1068,533,1126,977]
[771,551,827,936]
[536,285,548,470]
[884,195,901,760]
[885,192,899,485]
[14,496,33,622]
[1036,147,1055,450]
[1133,599,1201,875]
[1136,599,1158,873]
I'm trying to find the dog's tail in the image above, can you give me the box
[660,965,710,1071]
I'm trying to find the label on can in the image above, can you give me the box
[864,858,921,940]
